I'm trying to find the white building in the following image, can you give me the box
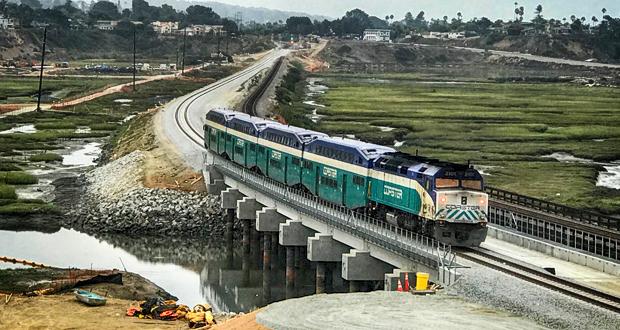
[94,20,119,31]
[183,25,226,36]
[362,29,391,42]
[0,16,16,29]
[151,21,179,34]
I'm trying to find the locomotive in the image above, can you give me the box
[204,109,488,247]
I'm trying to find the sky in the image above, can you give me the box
[211,0,618,21]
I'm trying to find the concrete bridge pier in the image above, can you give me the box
[307,234,351,294]
[342,250,394,292]
[279,219,316,298]
[256,207,288,301]
[237,197,263,286]
[221,188,244,270]
[204,165,225,195]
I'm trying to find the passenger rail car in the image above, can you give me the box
[204,108,488,247]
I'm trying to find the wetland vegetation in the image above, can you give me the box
[294,74,620,214]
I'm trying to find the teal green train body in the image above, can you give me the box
[204,109,488,247]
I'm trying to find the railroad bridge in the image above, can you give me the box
[172,55,619,308]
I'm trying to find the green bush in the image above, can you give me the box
[0,185,17,200]
[0,171,38,185]
[29,153,63,163]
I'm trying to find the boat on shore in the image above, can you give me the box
[74,289,107,306]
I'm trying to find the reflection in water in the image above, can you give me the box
[0,228,283,312]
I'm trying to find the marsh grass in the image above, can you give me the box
[307,75,620,213]
[29,153,63,162]
[0,171,38,185]
[0,185,17,200]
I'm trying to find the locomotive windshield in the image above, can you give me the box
[435,178,459,188]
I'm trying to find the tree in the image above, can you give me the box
[602,8,607,15]
[286,16,313,35]
[20,0,42,9]
[404,12,414,27]
[443,15,448,23]
[570,18,583,33]
[89,1,119,20]
[185,5,220,25]
[535,4,543,17]
[592,16,598,25]
[570,15,576,22]
[457,12,462,21]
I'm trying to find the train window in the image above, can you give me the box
[352,175,365,186]
[461,180,482,190]
[249,144,256,151]
[226,135,232,141]
[303,160,313,170]
[258,146,265,153]
[435,178,458,189]
[320,176,338,188]
[269,159,282,169]
[419,167,428,172]
[292,158,301,166]
[235,146,243,154]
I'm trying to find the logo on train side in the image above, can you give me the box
[271,151,281,160]
[323,167,337,178]
[384,185,403,199]
[236,139,245,146]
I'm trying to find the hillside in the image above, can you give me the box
[0,29,273,63]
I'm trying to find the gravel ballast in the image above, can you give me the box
[61,151,224,236]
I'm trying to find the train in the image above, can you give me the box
[204,108,488,247]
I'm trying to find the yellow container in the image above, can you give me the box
[415,272,429,291]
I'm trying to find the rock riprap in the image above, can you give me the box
[64,151,223,236]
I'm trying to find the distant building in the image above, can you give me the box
[151,21,179,34]
[447,31,466,39]
[0,15,17,29]
[94,20,119,31]
[548,25,571,35]
[182,25,226,36]
[363,29,391,42]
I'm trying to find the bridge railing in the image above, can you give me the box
[486,186,620,232]
[211,155,459,278]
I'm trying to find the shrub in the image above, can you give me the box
[29,153,63,163]
[35,122,78,130]
[0,162,22,171]
[0,185,17,200]
[0,171,38,185]
[90,123,119,131]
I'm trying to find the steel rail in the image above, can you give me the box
[458,248,620,314]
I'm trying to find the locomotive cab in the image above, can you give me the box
[433,166,488,246]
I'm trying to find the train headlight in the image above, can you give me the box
[479,198,486,205]
[440,196,447,204]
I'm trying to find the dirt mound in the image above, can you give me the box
[320,40,484,69]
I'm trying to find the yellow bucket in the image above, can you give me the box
[415,272,429,291]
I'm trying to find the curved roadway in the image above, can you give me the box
[158,48,289,170]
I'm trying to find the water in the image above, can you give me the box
[0,228,278,312]
[541,152,620,189]
[62,142,102,167]
[0,124,37,134]
[304,78,328,123]
[394,140,405,147]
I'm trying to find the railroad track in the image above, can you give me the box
[458,248,620,314]
[241,57,284,116]
[172,52,285,148]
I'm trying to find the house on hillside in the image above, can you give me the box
[182,25,226,36]
[95,20,119,31]
[151,21,179,35]
[363,29,391,42]
[0,15,17,29]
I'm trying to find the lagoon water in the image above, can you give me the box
[0,227,279,312]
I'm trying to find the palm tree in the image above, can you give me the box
[390,14,394,20]
[570,15,576,22]
[514,2,519,20]
[580,17,586,23]
[602,8,607,15]
[457,12,462,21]
[519,6,524,21]
[443,15,448,24]
[535,4,543,17]
[591,16,598,25]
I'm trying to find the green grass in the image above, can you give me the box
[0,184,17,200]
[0,201,57,215]
[0,171,38,185]
[29,153,63,163]
[304,75,620,214]
[0,162,22,171]
[0,77,129,103]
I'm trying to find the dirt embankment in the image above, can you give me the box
[319,40,620,83]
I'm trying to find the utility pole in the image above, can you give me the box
[181,27,187,74]
[132,25,136,91]
[36,26,47,112]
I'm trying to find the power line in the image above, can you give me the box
[36,26,47,112]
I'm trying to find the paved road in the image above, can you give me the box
[415,43,620,69]
[157,49,290,170]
